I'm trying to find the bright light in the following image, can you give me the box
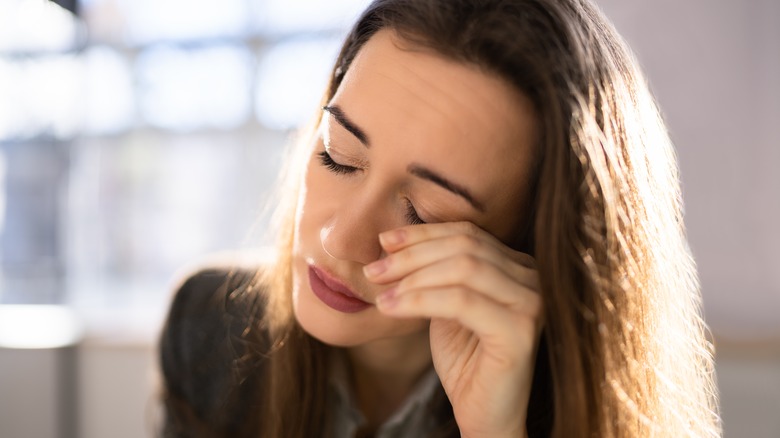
[0,55,83,140]
[0,0,80,52]
[137,44,253,131]
[253,0,369,34]
[0,305,84,349]
[255,37,341,129]
[0,150,6,234]
[83,46,135,135]
[119,0,250,45]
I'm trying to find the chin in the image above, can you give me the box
[291,277,372,347]
[296,316,370,347]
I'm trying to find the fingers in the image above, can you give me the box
[377,285,542,349]
[364,225,540,294]
[379,221,529,266]
[366,232,527,280]
[375,252,539,308]
[366,221,544,335]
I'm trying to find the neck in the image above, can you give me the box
[346,328,433,430]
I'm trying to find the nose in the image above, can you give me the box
[320,192,391,265]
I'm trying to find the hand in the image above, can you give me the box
[363,221,544,438]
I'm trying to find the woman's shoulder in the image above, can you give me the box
[165,266,258,327]
[165,248,273,306]
[162,249,274,345]
[159,251,272,435]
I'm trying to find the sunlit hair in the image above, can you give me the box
[240,0,723,436]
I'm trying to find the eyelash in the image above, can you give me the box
[317,150,426,225]
[318,150,357,174]
[404,199,425,225]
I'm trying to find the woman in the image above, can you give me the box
[159,0,721,437]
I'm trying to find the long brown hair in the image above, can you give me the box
[176,0,721,436]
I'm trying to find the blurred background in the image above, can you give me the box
[0,0,777,437]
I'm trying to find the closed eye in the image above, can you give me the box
[404,199,426,225]
[318,150,359,175]
[318,150,425,225]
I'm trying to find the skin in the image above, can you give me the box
[291,30,544,437]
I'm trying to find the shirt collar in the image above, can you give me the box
[327,348,442,436]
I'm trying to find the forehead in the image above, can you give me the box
[332,30,537,221]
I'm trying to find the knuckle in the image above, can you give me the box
[530,275,541,292]
[406,290,424,307]
[457,221,480,236]
[525,293,544,317]
[519,269,541,290]
[398,276,415,292]
[514,252,537,269]
[449,288,472,310]
[455,254,482,275]
[391,247,411,265]
[511,262,541,290]
[454,233,481,252]
[513,316,537,339]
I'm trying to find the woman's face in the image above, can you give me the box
[292,30,538,347]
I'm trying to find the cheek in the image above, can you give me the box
[295,153,363,232]
[300,157,343,209]
[294,161,329,243]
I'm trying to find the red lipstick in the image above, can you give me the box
[308,265,372,313]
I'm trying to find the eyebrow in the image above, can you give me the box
[323,104,485,213]
[408,164,486,212]
[322,105,370,146]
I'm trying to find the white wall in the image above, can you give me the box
[601,3,780,434]
[76,342,158,438]
[598,0,780,339]
[717,343,780,437]
[0,349,62,438]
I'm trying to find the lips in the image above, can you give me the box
[308,265,372,313]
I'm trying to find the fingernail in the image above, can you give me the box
[376,287,398,309]
[363,259,388,277]
[379,230,405,247]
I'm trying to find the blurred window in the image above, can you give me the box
[255,37,342,130]
[0,0,369,321]
[137,44,253,131]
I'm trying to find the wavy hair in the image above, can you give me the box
[216,1,720,436]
